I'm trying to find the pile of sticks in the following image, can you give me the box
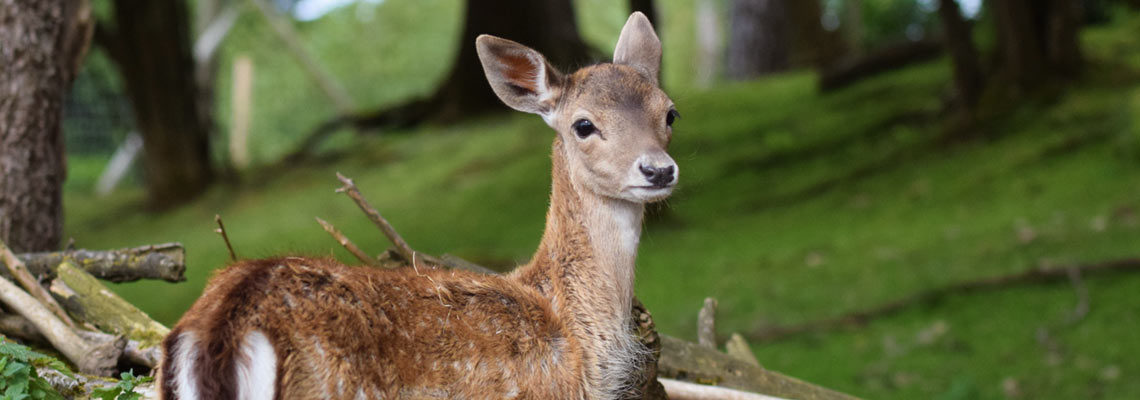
[0,241,183,396]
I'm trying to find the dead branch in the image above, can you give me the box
[748,258,1140,343]
[0,240,76,328]
[215,214,238,261]
[316,217,384,268]
[334,172,446,267]
[725,333,761,367]
[658,335,858,400]
[0,272,122,375]
[659,378,787,400]
[48,261,170,349]
[697,297,718,349]
[0,313,159,369]
[15,243,186,283]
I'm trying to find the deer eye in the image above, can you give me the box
[666,109,680,127]
[572,119,597,139]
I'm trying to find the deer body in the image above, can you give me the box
[160,13,678,400]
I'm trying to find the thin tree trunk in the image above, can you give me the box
[99,0,214,209]
[990,0,1082,92]
[0,0,91,252]
[938,0,985,109]
[726,0,790,80]
[785,0,841,68]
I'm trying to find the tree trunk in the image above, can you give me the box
[430,0,595,122]
[938,0,985,109]
[629,0,659,30]
[785,0,844,68]
[726,0,791,80]
[990,0,1083,91]
[99,0,214,209]
[0,0,91,252]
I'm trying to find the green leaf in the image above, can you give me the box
[90,386,121,400]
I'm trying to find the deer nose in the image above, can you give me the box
[639,164,675,188]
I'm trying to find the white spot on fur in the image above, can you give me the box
[235,331,276,400]
[172,331,201,400]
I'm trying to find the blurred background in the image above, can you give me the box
[14,0,1140,397]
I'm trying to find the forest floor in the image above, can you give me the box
[62,10,1140,400]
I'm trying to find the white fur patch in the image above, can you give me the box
[235,331,277,400]
[172,331,201,400]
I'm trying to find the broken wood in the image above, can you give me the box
[0,240,76,328]
[697,297,718,349]
[14,243,186,283]
[748,257,1140,343]
[335,172,446,267]
[0,313,161,369]
[658,335,858,400]
[0,272,122,376]
[660,378,787,400]
[726,333,761,367]
[316,217,384,268]
[48,261,170,349]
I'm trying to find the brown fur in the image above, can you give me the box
[159,12,674,400]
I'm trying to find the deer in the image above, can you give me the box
[158,12,679,400]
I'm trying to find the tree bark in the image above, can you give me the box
[726,0,791,80]
[0,0,91,252]
[785,0,844,69]
[426,0,595,122]
[938,0,985,109]
[99,0,214,209]
[990,0,1083,91]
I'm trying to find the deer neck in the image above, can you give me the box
[516,139,645,353]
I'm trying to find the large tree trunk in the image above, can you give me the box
[98,0,214,209]
[430,0,594,121]
[938,0,985,109]
[0,0,91,252]
[726,0,791,79]
[785,0,844,69]
[990,0,1083,91]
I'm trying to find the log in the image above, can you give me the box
[49,261,170,348]
[657,335,859,400]
[0,313,161,369]
[0,240,76,328]
[819,39,943,92]
[697,297,718,349]
[0,272,122,376]
[14,243,186,283]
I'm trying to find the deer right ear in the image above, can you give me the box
[476,35,563,121]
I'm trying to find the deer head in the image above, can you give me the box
[476,12,678,204]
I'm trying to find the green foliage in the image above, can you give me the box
[92,370,153,400]
[0,340,71,400]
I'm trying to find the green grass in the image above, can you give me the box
[62,8,1140,400]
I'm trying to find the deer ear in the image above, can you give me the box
[476,35,563,120]
[613,12,661,85]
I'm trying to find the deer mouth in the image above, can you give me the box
[626,184,674,202]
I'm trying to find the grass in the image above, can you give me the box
[62,6,1140,400]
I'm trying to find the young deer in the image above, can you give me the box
[159,12,678,400]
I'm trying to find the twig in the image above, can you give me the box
[659,378,787,400]
[697,297,718,349]
[215,214,238,261]
[747,257,1140,343]
[315,217,384,268]
[15,243,186,283]
[0,240,76,328]
[334,172,444,266]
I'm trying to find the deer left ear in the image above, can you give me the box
[476,35,564,121]
[613,12,661,85]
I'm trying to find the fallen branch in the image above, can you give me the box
[0,272,122,375]
[48,261,170,349]
[659,378,787,400]
[725,333,761,367]
[0,240,76,328]
[316,217,383,268]
[748,258,1140,343]
[658,335,857,400]
[14,243,186,283]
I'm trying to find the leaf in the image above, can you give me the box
[90,387,121,400]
